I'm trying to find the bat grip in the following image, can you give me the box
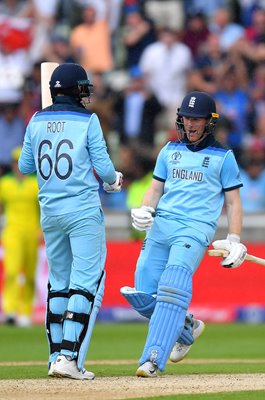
[208,249,229,258]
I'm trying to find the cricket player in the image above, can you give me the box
[0,147,39,327]
[18,63,123,380]
[121,91,247,377]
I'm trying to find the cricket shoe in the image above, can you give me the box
[52,355,95,380]
[136,361,158,378]
[48,360,57,377]
[170,319,205,363]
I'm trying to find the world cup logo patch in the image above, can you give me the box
[171,151,182,164]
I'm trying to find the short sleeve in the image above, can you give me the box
[221,150,243,191]
[153,145,167,182]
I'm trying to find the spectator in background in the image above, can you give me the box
[26,0,60,64]
[214,116,233,147]
[0,33,33,82]
[235,0,263,27]
[246,63,265,132]
[20,60,42,124]
[0,102,25,177]
[0,0,29,15]
[244,7,265,43]
[142,0,185,31]
[0,0,55,84]
[0,0,59,66]
[209,7,245,53]
[113,65,163,147]
[230,7,265,69]
[139,27,193,130]
[69,4,113,74]
[55,0,123,46]
[122,5,157,69]
[88,71,115,139]
[251,112,265,143]
[0,146,40,327]
[188,33,227,94]
[214,63,251,156]
[183,0,227,21]
[42,33,76,65]
[239,139,265,213]
[181,12,210,57]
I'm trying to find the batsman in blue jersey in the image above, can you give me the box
[121,91,247,377]
[18,63,123,380]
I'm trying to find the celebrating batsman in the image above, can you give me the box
[18,63,122,380]
[121,91,246,377]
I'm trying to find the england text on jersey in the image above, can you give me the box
[172,168,203,181]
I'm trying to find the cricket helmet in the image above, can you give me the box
[49,63,93,107]
[176,91,219,144]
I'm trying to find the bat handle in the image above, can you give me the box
[208,249,265,266]
[208,249,229,258]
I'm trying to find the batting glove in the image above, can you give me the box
[212,234,247,268]
[131,206,156,231]
[103,171,123,193]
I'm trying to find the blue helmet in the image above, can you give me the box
[49,63,93,106]
[176,91,219,144]
[177,91,217,118]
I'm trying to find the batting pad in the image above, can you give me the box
[77,270,105,370]
[178,313,195,345]
[46,293,69,363]
[139,265,192,371]
[61,293,92,360]
[120,286,156,318]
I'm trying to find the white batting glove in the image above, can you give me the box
[131,206,156,231]
[212,234,247,268]
[103,171,123,193]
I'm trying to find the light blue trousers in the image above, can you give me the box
[41,207,106,295]
[135,215,209,294]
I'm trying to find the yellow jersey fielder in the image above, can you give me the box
[0,146,40,327]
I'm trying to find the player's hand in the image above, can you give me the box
[212,234,247,268]
[131,206,155,231]
[103,171,123,193]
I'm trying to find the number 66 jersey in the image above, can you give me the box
[18,98,117,216]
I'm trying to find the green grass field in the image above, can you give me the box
[0,321,265,399]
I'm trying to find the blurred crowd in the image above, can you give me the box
[0,0,265,214]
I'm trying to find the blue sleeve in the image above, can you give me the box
[87,114,116,184]
[153,144,167,182]
[221,150,243,191]
[18,122,36,174]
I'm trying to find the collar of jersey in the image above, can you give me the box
[186,134,215,152]
[53,95,80,105]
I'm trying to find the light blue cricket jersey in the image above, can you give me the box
[153,138,243,242]
[18,98,116,216]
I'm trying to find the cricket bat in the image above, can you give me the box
[208,249,265,266]
[41,62,59,109]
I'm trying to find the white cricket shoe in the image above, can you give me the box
[48,360,57,377]
[170,319,205,363]
[52,355,95,380]
[136,361,158,378]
